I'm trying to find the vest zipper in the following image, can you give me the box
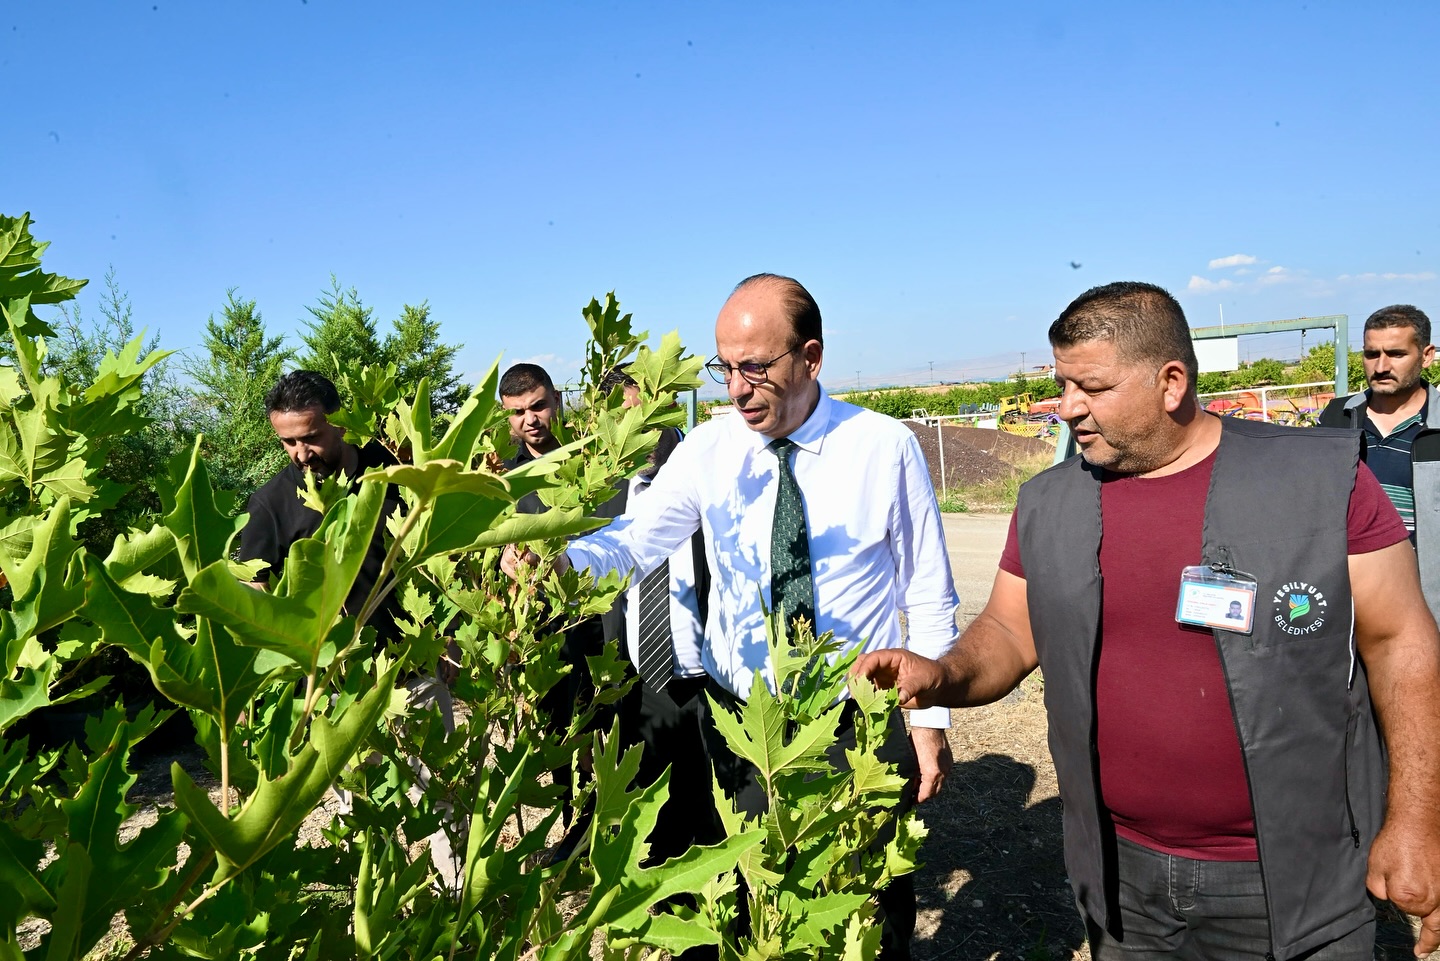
[1343,713,1361,848]
[1211,625,1277,959]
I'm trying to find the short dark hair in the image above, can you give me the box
[265,370,341,415]
[1364,304,1431,348]
[1049,282,1199,390]
[598,363,636,394]
[733,273,823,349]
[499,363,556,399]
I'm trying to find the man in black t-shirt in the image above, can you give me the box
[240,370,461,886]
[239,370,403,639]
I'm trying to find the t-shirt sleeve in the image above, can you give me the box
[999,510,1025,579]
[1348,461,1410,555]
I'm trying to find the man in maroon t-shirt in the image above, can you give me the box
[857,282,1440,960]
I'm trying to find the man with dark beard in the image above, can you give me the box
[239,369,402,637]
[239,370,463,888]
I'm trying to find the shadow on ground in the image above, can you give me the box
[913,753,1085,961]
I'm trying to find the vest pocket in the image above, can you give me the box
[1342,709,1361,849]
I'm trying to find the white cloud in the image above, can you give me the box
[1208,254,1258,269]
[1188,275,1235,293]
[1255,266,1297,287]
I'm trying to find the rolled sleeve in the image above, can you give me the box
[907,706,952,729]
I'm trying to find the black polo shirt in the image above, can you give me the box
[239,440,404,638]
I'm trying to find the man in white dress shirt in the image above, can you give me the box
[507,273,959,959]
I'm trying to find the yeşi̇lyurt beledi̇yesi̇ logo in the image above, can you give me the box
[1272,580,1328,635]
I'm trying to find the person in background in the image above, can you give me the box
[1319,304,1440,618]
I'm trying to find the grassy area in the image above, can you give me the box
[937,452,1053,513]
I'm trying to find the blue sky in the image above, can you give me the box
[5,2,1438,396]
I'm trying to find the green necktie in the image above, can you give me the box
[768,438,815,630]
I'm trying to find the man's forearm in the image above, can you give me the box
[933,611,1036,707]
[1367,636,1440,823]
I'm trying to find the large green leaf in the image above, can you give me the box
[0,402,70,492]
[364,458,510,505]
[178,479,388,670]
[50,718,185,952]
[172,663,399,881]
[175,561,324,669]
[0,214,87,307]
[152,617,267,730]
[0,496,85,641]
[429,360,501,464]
[776,889,873,949]
[161,437,244,581]
[707,675,838,793]
[101,523,177,593]
[81,554,180,666]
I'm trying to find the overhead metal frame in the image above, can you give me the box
[1051,314,1350,464]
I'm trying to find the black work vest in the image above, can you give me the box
[1017,417,1384,961]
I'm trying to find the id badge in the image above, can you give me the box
[1175,564,1258,634]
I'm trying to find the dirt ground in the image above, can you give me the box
[905,423,1054,490]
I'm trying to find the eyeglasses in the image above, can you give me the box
[705,347,798,386]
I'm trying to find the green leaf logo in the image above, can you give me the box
[1288,594,1311,621]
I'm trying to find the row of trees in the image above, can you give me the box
[6,271,467,555]
[843,341,1389,422]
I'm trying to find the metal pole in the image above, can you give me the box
[685,388,697,430]
[1334,315,1349,394]
[937,419,947,500]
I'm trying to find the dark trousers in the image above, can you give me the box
[618,674,723,862]
[703,679,920,961]
[1086,837,1375,960]
[539,622,604,823]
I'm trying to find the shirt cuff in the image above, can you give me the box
[907,706,951,729]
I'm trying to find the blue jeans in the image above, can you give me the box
[1085,837,1374,960]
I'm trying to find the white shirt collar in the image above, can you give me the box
[735,383,832,456]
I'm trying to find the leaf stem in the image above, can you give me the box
[119,849,216,961]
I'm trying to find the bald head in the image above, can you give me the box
[731,273,823,349]
[714,274,825,438]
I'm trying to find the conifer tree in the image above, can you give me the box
[382,300,468,415]
[298,275,381,382]
[185,289,293,502]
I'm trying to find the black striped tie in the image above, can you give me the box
[635,561,675,691]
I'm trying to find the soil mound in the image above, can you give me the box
[905,422,1054,491]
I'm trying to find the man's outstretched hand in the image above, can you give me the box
[852,648,948,710]
[500,544,572,580]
